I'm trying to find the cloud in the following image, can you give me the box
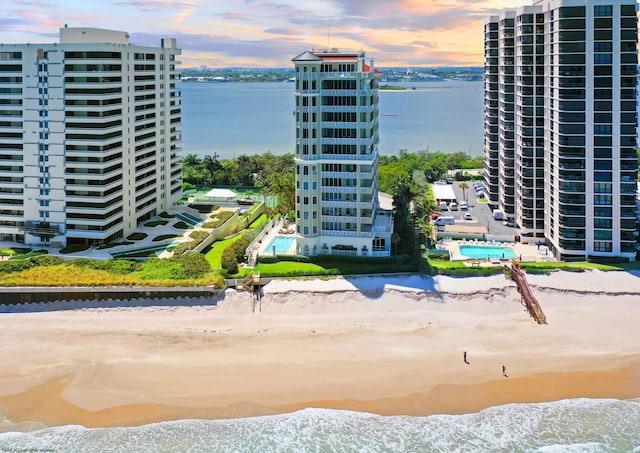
[264,27,304,35]
[221,11,254,21]
[131,31,311,65]
[115,0,195,11]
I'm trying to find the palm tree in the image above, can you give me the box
[203,153,221,184]
[459,182,469,202]
[182,154,200,167]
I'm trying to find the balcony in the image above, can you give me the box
[24,221,60,238]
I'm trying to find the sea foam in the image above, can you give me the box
[0,398,639,452]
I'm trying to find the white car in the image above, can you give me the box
[463,212,473,221]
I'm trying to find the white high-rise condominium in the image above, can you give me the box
[291,49,393,257]
[0,27,182,247]
[484,1,638,261]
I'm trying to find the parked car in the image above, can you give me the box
[450,202,458,210]
[445,177,454,184]
[434,216,455,226]
[459,201,468,210]
[463,212,473,221]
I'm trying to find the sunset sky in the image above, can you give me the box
[1,0,534,68]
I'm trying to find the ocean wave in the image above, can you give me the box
[1,398,639,452]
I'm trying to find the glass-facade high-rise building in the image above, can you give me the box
[484,1,638,261]
[292,49,393,257]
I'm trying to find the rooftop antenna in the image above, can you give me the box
[327,28,330,50]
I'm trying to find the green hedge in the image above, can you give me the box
[0,260,33,275]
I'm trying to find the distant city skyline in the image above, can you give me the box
[1,0,532,68]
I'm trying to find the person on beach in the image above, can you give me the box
[502,365,508,377]
[463,351,469,364]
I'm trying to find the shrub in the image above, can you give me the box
[139,258,186,280]
[182,182,196,192]
[221,252,238,274]
[127,232,148,241]
[159,212,175,219]
[97,241,134,249]
[190,230,210,242]
[257,255,277,264]
[0,260,32,275]
[153,234,182,242]
[59,244,90,254]
[31,255,64,266]
[190,203,218,214]
[172,252,211,278]
[172,241,196,256]
[173,221,190,229]
[203,211,234,229]
[145,220,169,227]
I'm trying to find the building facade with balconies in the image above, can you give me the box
[292,49,392,257]
[484,1,638,261]
[0,27,182,247]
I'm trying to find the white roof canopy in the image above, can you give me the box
[204,188,237,199]
[433,185,457,202]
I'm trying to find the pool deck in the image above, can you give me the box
[439,238,556,264]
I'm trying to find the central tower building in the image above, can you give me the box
[292,49,392,257]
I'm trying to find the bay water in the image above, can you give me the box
[1,398,639,452]
[180,80,485,160]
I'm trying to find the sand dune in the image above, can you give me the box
[0,269,639,428]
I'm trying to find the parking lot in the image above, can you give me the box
[435,181,521,240]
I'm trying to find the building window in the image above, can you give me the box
[594,207,612,217]
[39,210,49,218]
[594,230,612,241]
[39,188,49,196]
[312,182,317,190]
[594,54,612,65]
[303,226,309,234]
[303,212,309,220]
[594,218,612,229]
[593,195,611,207]
[594,124,611,135]
[594,5,612,17]
[593,241,612,252]
[39,199,49,207]
[594,183,612,193]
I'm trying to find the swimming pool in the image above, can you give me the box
[264,236,296,254]
[459,245,516,260]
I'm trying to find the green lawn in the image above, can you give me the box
[428,258,640,276]
[205,233,247,270]
[253,258,418,278]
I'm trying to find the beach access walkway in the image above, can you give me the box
[506,260,547,324]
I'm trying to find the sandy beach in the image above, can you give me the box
[1,269,639,428]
